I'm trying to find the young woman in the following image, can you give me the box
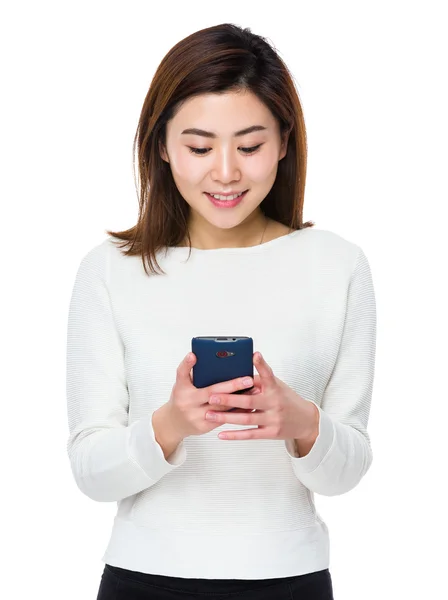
[66,23,376,600]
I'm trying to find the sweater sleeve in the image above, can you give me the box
[284,247,376,496]
[66,242,187,503]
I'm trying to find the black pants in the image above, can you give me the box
[96,563,334,599]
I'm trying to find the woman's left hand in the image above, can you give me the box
[206,352,320,441]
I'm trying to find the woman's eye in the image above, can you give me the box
[187,144,262,156]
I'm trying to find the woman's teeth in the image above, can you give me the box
[208,191,244,201]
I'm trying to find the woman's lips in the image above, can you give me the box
[205,190,248,208]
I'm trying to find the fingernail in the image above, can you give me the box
[243,377,253,386]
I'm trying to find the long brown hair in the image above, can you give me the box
[107,23,314,276]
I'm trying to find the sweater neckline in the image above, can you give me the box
[165,228,305,256]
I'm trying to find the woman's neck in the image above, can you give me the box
[181,213,270,250]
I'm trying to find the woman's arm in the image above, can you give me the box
[286,247,376,496]
[66,242,186,503]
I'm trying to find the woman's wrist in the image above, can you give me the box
[152,404,184,460]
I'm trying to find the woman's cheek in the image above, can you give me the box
[172,151,208,181]
[245,154,278,183]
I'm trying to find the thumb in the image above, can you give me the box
[252,374,262,388]
[176,352,196,385]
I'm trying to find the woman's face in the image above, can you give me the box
[160,90,288,233]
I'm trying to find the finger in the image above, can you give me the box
[177,352,196,385]
[252,374,263,389]
[205,409,262,426]
[211,404,249,413]
[208,392,259,411]
[253,353,276,389]
[207,375,254,396]
[218,428,267,440]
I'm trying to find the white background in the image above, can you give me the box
[2,1,447,598]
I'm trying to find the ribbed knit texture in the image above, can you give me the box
[66,227,376,579]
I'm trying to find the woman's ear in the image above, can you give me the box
[159,140,169,163]
[279,130,290,161]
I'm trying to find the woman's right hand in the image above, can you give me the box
[166,352,257,438]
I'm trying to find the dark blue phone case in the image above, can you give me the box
[191,337,254,394]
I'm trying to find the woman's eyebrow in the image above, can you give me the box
[181,125,268,138]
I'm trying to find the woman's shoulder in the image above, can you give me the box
[268,220,362,264]
[265,219,295,241]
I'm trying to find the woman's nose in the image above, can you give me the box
[211,148,241,180]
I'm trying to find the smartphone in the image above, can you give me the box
[191,336,254,395]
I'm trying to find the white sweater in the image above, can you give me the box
[66,227,376,580]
